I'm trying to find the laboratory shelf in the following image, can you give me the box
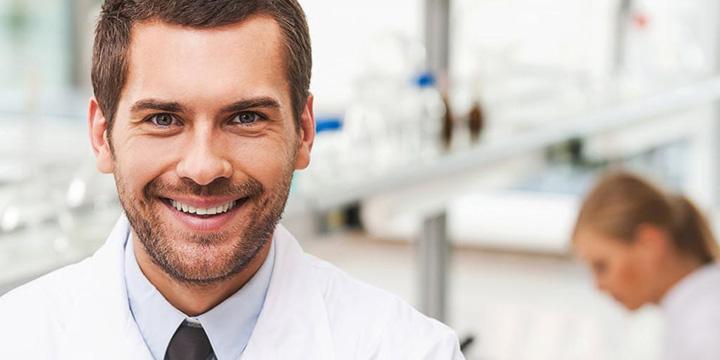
[288,76,720,216]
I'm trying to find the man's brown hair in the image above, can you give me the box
[92,0,312,131]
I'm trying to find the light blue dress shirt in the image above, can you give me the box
[124,233,275,360]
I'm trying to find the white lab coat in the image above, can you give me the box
[661,263,720,360]
[0,216,463,359]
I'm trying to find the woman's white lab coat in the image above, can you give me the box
[661,263,720,360]
[0,216,463,359]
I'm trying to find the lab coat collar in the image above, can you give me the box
[81,214,153,359]
[241,224,335,359]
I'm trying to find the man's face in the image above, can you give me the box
[89,16,313,284]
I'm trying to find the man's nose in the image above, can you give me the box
[176,130,233,186]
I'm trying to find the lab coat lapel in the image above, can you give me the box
[72,215,152,359]
[242,225,335,359]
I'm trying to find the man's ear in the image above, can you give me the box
[88,97,115,174]
[294,94,315,170]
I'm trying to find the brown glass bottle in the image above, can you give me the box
[441,95,453,150]
[468,101,484,143]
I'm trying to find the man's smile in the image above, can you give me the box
[158,195,250,232]
[166,198,238,216]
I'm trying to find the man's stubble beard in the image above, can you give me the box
[115,167,294,286]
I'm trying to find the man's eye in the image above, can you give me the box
[148,113,177,127]
[231,112,262,125]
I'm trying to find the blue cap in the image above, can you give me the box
[315,117,342,133]
[415,72,436,88]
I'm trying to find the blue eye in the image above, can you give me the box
[231,112,262,125]
[149,113,177,127]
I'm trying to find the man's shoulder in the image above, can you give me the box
[0,256,93,315]
[304,254,407,311]
[0,257,95,356]
[302,254,462,358]
[1,217,126,311]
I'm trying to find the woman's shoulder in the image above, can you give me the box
[662,265,720,360]
[663,263,720,324]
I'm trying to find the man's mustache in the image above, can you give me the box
[144,177,264,200]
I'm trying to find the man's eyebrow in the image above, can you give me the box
[130,99,185,114]
[220,97,281,113]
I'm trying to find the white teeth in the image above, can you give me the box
[168,199,237,216]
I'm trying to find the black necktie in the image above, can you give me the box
[165,321,215,360]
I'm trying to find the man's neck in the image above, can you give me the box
[132,237,271,317]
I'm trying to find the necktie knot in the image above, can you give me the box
[165,321,215,360]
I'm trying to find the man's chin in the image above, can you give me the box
[151,235,243,282]
[142,224,270,285]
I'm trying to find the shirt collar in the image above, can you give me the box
[124,232,275,360]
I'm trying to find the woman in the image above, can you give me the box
[573,171,720,360]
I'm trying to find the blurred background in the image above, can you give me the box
[2,0,720,359]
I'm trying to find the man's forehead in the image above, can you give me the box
[127,15,286,72]
[120,15,290,110]
[130,15,283,47]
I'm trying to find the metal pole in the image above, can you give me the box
[419,0,451,322]
[424,0,451,90]
[613,0,632,75]
[67,0,94,89]
[418,211,449,322]
[708,0,720,211]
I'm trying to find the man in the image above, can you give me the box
[0,1,463,359]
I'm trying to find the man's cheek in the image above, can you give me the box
[124,147,177,175]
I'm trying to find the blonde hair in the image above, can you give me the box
[573,171,718,264]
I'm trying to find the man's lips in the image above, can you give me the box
[157,196,249,232]
[160,195,242,208]
[165,198,234,216]
[159,195,248,219]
